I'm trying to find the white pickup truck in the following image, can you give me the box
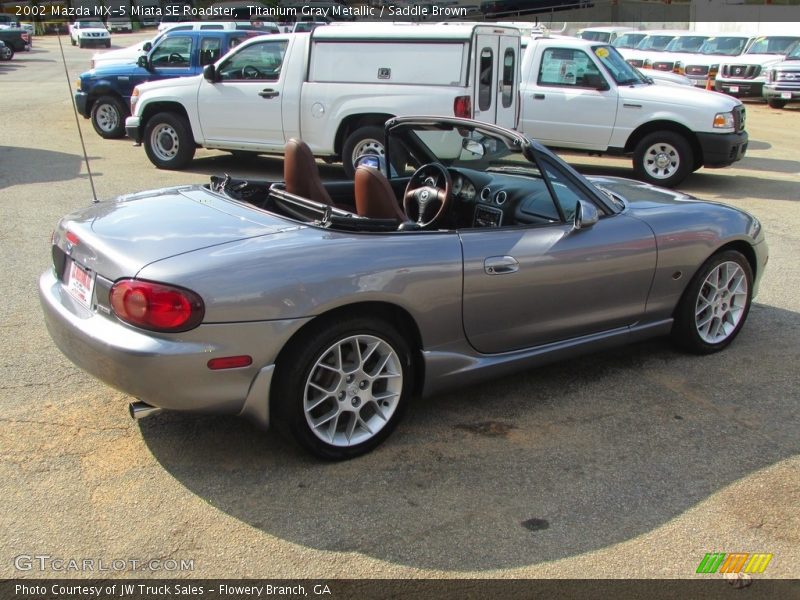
[519,37,748,187]
[126,22,520,176]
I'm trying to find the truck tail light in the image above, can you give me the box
[454,95,472,119]
[110,279,204,332]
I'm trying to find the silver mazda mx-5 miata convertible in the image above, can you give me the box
[40,117,768,459]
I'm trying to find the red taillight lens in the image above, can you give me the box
[454,95,472,119]
[109,279,204,332]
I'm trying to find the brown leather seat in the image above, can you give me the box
[283,138,334,206]
[354,165,406,221]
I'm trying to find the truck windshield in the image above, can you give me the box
[785,43,800,60]
[592,45,646,85]
[612,33,645,49]
[698,36,749,56]
[663,36,709,53]
[636,35,676,51]
[746,36,800,55]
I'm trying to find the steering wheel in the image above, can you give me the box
[168,52,184,64]
[242,65,260,79]
[403,163,452,228]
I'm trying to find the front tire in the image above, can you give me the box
[671,250,753,354]
[342,125,386,179]
[274,316,413,460]
[1,47,13,60]
[143,111,195,170]
[90,95,127,138]
[633,131,693,188]
[70,37,76,46]
[78,39,84,49]
[767,98,787,109]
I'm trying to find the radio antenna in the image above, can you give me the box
[57,31,99,203]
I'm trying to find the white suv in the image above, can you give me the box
[70,20,111,48]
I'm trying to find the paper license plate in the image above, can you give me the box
[781,92,792,99]
[729,85,739,93]
[66,259,94,308]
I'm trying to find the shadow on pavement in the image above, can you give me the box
[0,146,98,189]
[139,303,800,571]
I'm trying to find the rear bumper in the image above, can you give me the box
[696,131,748,167]
[39,269,309,427]
[125,115,142,142]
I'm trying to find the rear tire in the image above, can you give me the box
[143,112,195,170]
[633,131,693,188]
[671,250,753,354]
[90,95,127,139]
[274,315,413,460]
[767,98,787,109]
[1,46,13,60]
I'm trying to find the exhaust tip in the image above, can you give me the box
[129,401,163,421]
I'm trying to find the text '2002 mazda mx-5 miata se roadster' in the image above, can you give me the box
[40,117,768,459]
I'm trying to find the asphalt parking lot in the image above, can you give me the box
[1,31,798,581]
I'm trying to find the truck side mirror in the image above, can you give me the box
[203,64,217,82]
[136,55,150,70]
[142,41,152,52]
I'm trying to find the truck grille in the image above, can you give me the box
[627,59,644,68]
[732,105,746,133]
[652,61,675,71]
[722,64,761,79]
[685,65,709,76]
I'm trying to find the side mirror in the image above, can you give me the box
[573,200,599,231]
[203,64,217,82]
[136,55,149,69]
[142,41,152,52]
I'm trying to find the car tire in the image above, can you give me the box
[1,47,13,61]
[342,125,386,179]
[274,315,413,460]
[633,131,693,188]
[90,95,127,139]
[767,98,787,109]
[78,39,84,48]
[143,111,195,170]
[671,250,753,355]
[105,41,111,48]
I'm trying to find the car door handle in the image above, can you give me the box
[484,256,519,275]
[258,89,279,99]
[533,93,545,100]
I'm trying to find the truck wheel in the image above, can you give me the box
[1,47,13,61]
[633,131,693,188]
[105,41,111,48]
[71,37,76,46]
[143,112,195,170]
[90,95,127,139]
[767,99,787,109]
[342,125,386,179]
[78,39,85,49]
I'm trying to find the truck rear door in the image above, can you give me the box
[473,33,519,129]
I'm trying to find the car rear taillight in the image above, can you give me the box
[454,95,472,119]
[109,279,204,332]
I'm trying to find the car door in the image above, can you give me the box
[459,155,657,354]
[473,34,518,129]
[197,38,289,149]
[520,46,618,150]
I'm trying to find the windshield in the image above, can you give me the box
[580,31,611,42]
[785,42,800,60]
[664,35,709,53]
[636,35,676,51]
[746,36,800,55]
[77,21,104,28]
[698,36,749,56]
[592,45,646,85]
[613,33,645,49]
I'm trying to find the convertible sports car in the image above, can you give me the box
[39,117,767,459]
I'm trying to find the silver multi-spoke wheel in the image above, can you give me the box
[304,334,402,447]
[95,102,119,134]
[643,141,680,180]
[694,261,748,344]
[150,123,180,162]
